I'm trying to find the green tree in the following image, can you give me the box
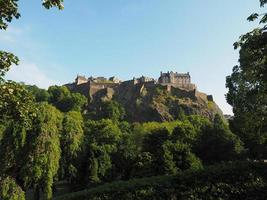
[0,1,63,198]
[247,0,267,24]
[62,92,87,112]
[0,51,19,82]
[0,0,63,30]
[162,140,202,174]
[21,103,63,200]
[0,177,25,200]
[171,121,197,145]
[26,85,50,102]
[48,85,70,104]
[0,1,64,147]
[194,114,244,164]
[108,122,140,180]
[0,0,64,107]
[142,128,170,175]
[187,115,212,133]
[84,119,122,184]
[92,100,126,121]
[226,0,267,159]
[0,82,36,128]
[142,127,202,176]
[0,122,27,176]
[61,111,84,183]
[48,85,87,112]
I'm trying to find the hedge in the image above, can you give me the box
[54,161,267,200]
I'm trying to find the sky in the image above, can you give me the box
[0,0,264,115]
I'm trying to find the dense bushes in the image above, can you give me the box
[54,161,267,200]
[0,83,246,199]
[194,114,244,164]
[0,177,25,200]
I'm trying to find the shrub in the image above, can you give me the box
[54,161,267,200]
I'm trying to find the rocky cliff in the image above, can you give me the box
[87,82,224,122]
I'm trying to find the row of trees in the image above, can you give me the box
[226,0,267,159]
[0,84,244,199]
[0,0,266,199]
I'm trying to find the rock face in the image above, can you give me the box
[65,73,224,122]
[83,82,223,122]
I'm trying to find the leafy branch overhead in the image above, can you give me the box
[0,0,64,30]
[43,0,64,10]
[247,0,267,25]
[260,0,267,7]
[0,51,19,82]
[234,1,267,49]
[226,0,267,160]
[0,0,64,82]
[0,0,20,30]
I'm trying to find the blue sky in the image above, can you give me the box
[0,0,264,114]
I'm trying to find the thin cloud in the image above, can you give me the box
[0,26,25,44]
[6,61,61,89]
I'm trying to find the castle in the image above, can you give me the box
[65,71,197,100]
[158,71,196,90]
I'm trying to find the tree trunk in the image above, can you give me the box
[33,185,40,200]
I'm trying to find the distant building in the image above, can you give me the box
[109,76,121,83]
[95,77,107,82]
[132,76,155,84]
[138,76,155,83]
[158,71,196,90]
[66,71,198,100]
[75,75,88,85]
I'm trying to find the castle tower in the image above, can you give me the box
[75,75,88,85]
[158,71,196,90]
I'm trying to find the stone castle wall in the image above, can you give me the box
[66,72,199,101]
[89,82,118,97]
[159,83,196,91]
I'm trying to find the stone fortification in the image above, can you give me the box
[65,71,212,102]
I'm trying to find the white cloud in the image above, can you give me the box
[6,61,61,89]
[0,26,25,44]
[0,34,16,43]
[1,25,62,89]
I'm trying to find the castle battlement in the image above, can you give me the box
[67,71,197,99]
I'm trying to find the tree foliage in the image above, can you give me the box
[247,0,267,25]
[0,177,25,200]
[0,0,64,30]
[0,122,27,176]
[142,127,202,176]
[0,0,64,100]
[89,100,126,121]
[0,0,20,30]
[226,0,267,159]
[109,126,140,180]
[21,103,63,200]
[48,85,87,112]
[0,81,36,128]
[0,51,19,82]
[84,119,122,184]
[26,85,50,102]
[0,1,266,198]
[194,114,244,164]
[61,111,84,183]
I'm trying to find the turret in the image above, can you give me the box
[75,75,88,85]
